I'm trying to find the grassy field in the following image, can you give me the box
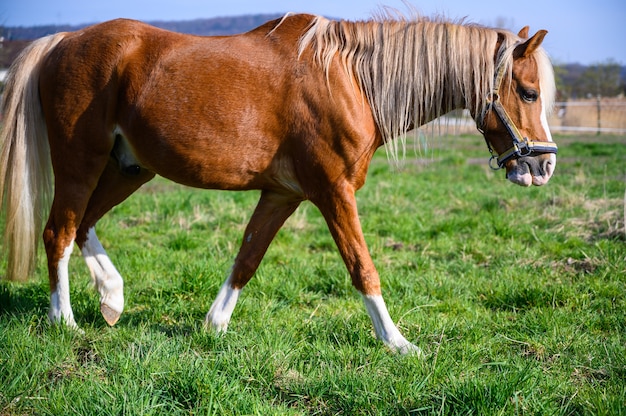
[1,133,625,415]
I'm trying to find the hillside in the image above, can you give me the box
[1,13,284,40]
[0,14,283,68]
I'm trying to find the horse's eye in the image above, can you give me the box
[521,88,538,102]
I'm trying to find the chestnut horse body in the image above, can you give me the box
[0,13,556,353]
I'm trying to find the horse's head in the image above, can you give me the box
[479,27,557,187]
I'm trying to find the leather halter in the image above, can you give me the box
[479,60,558,170]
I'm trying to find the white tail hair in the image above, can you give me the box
[0,33,66,281]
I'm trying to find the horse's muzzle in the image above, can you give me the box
[505,153,556,187]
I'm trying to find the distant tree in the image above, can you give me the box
[551,63,568,99]
[575,59,623,98]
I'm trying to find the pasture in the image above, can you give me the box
[1,132,625,415]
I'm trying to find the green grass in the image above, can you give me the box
[1,133,625,415]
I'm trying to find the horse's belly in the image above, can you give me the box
[131,133,276,190]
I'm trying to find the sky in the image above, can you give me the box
[1,0,624,65]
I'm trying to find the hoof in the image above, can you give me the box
[101,303,122,326]
[204,315,228,333]
[396,342,423,357]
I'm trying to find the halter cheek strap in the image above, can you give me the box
[481,61,558,170]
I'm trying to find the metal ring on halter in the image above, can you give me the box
[488,155,501,170]
[486,91,499,104]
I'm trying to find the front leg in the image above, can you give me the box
[205,191,301,332]
[313,183,421,355]
[362,293,420,355]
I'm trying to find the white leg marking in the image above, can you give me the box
[205,274,241,332]
[81,228,124,325]
[49,242,78,328]
[362,294,421,355]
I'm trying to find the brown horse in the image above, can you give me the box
[0,12,556,353]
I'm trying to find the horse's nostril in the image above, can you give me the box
[541,157,556,177]
[518,156,551,177]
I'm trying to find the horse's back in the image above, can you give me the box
[38,14,378,194]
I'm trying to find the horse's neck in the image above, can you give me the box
[301,17,497,143]
[378,21,496,136]
[406,71,483,132]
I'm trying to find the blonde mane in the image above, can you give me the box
[298,14,555,162]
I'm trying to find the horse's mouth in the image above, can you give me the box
[506,155,556,187]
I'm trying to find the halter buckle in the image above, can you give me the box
[515,137,532,157]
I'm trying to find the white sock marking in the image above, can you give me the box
[81,228,124,316]
[49,242,78,327]
[206,275,241,332]
[362,294,421,355]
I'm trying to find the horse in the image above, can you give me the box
[0,12,556,354]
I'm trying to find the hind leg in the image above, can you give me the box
[81,228,125,325]
[44,158,110,328]
[77,159,155,325]
[206,190,301,331]
[46,233,78,327]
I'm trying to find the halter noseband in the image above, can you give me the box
[479,60,558,170]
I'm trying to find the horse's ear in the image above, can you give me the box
[514,29,548,58]
[517,26,529,39]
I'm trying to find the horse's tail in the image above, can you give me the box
[0,33,67,281]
